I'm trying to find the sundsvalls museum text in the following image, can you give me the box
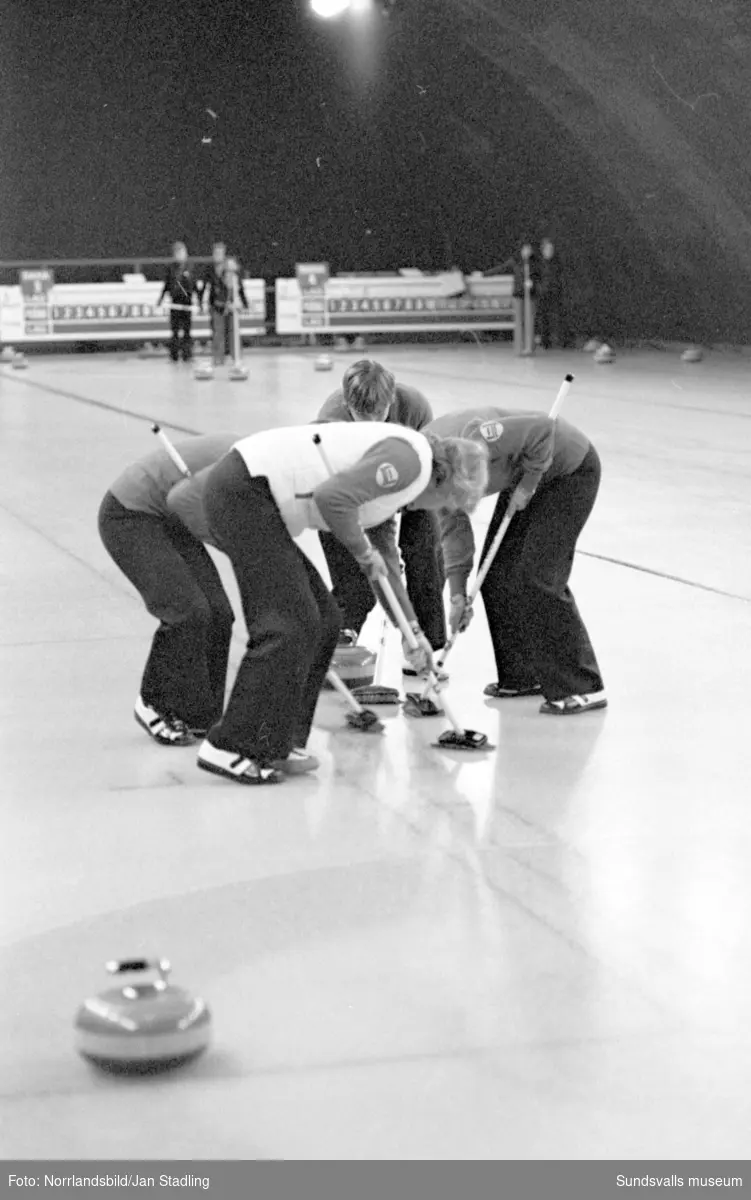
[617,1176,742,1188]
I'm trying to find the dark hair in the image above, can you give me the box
[341,359,396,418]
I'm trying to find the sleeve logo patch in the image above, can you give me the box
[376,462,399,487]
[479,421,504,442]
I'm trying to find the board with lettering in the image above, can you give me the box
[275,271,515,335]
[0,279,267,343]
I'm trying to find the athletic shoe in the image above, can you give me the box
[540,691,608,716]
[134,696,195,746]
[484,681,542,699]
[271,747,320,775]
[196,740,283,785]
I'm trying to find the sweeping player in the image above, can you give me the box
[166,422,488,785]
[98,433,240,745]
[314,359,447,679]
[412,407,606,715]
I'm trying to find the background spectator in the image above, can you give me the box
[486,242,538,354]
[537,237,565,349]
[201,243,248,365]
[223,257,249,360]
[156,241,199,363]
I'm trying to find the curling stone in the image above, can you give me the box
[314,354,334,371]
[593,343,615,363]
[322,642,377,690]
[228,363,249,381]
[74,958,211,1074]
[137,342,165,359]
[12,352,28,370]
[1,346,15,362]
[583,339,601,353]
[194,360,214,381]
[681,345,703,363]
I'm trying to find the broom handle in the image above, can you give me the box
[313,432,414,699]
[378,576,463,736]
[151,424,192,478]
[372,511,401,688]
[433,373,574,675]
[471,372,572,599]
[373,614,389,688]
[548,373,573,420]
[326,668,368,715]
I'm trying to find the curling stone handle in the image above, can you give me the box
[106,958,171,981]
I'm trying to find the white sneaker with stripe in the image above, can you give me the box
[539,691,608,716]
[134,696,195,746]
[196,740,283,785]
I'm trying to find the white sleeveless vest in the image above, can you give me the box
[232,422,433,537]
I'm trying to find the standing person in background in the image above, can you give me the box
[156,242,199,363]
[485,243,538,355]
[200,242,230,366]
[223,257,249,360]
[537,238,565,350]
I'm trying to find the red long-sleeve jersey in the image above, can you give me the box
[423,408,591,592]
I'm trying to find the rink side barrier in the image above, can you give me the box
[275,269,515,336]
[0,260,516,347]
[0,267,265,346]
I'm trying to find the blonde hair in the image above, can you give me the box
[427,435,489,512]
[342,359,396,419]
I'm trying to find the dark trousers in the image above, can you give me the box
[169,308,193,361]
[98,492,234,727]
[210,310,235,363]
[537,292,564,349]
[203,451,341,764]
[210,310,226,364]
[319,507,447,650]
[479,446,604,701]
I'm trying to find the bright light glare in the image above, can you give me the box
[311,0,352,17]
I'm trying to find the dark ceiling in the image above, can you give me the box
[1,0,749,341]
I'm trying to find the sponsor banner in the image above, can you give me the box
[0,281,266,343]
[276,272,515,335]
[296,262,330,290]
[295,262,330,327]
[327,297,512,317]
[19,268,54,336]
